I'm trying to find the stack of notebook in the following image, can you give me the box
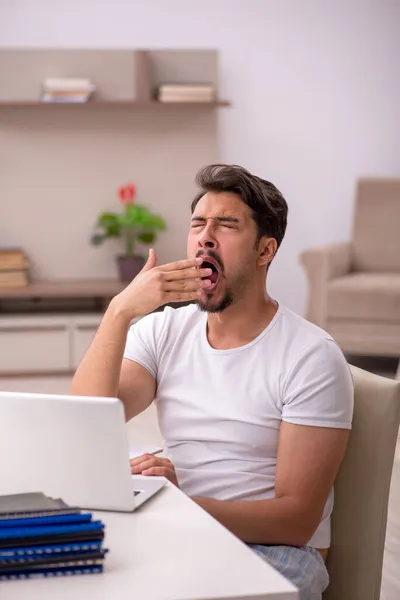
[0,492,108,580]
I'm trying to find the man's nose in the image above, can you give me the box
[199,238,215,249]
[198,229,217,249]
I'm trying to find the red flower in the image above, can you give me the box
[126,183,135,203]
[118,186,126,203]
[118,183,136,205]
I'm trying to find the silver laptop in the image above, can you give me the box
[0,391,166,511]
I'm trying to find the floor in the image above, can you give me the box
[1,358,399,599]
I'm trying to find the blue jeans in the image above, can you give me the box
[248,544,329,600]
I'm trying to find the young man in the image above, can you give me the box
[71,164,353,600]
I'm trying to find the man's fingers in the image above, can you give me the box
[131,458,156,474]
[142,466,171,476]
[130,453,154,467]
[140,248,157,273]
[130,455,172,474]
[164,267,213,282]
[159,257,203,272]
[142,466,179,487]
[164,291,201,303]
[164,279,211,293]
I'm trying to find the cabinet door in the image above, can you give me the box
[0,318,70,375]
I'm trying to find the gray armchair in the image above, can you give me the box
[300,178,400,378]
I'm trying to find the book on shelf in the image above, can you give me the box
[0,248,29,270]
[0,248,30,288]
[41,92,93,104]
[157,83,215,103]
[40,77,96,104]
[0,270,29,288]
[43,78,94,91]
[159,84,215,94]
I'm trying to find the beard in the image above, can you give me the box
[197,288,234,313]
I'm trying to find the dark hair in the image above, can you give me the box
[191,164,288,248]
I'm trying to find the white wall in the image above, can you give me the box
[1,0,399,314]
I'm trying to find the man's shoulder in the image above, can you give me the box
[278,304,339,355]
[159,303,201,327]
[137,303,201,332]
[276,305,350,387]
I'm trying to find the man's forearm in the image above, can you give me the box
[70,299,131,398]
[192,496,316,547]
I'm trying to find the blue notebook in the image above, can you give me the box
[0,565,103,580]
[0,540,103,559]
[0,551,106,568]
[0,521,104,540]
[0,554,105,571]
[0,513,92,528]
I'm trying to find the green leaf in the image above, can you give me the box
[105,224,122,237]
[124,204,143,226]
[123,205,166,230]
[97,212,122,237]
[149,214,167,230]
[137,231,156,244]
[98,212,120,226]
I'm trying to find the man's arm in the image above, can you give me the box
[70,250,211,420]
[70,300,156,420]
[192,422,349,547]
[70,300,132,399]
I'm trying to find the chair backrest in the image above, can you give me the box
[352,178,400,273]
[323,366,400,600]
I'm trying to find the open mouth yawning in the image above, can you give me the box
[200,258,221,290]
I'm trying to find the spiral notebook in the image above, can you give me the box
[0,492,108,579]
[0,493,80,520]
[0,513,92,528]
[0,552,104,575]
[0,528,104,549]
[0,521,105,541]
[0,540,103,559]
[0,564,103,580]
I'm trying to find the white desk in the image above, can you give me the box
[3,481,298,600]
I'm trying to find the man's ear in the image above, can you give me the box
[256,237,277,268]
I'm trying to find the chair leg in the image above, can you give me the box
[396,359,400,381]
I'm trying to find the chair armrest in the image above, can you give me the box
[299,242,352,327]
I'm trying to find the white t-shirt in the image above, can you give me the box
[124,303,354,548]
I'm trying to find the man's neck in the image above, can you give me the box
[206,287,278,350]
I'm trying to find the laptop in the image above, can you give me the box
[0,391,166,512]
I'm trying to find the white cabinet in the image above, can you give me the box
[0,314,103,376]
[0,315,70,374]
[0,312,142,376]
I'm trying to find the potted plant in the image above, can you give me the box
[91,183,166,281]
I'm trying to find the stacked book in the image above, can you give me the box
[0,248,30,288]
[41,78,96,103]
[157,83,215,103]
[0,492,108,580]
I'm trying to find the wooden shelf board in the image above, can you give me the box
[0,280,126,299]
[0,100,230,108]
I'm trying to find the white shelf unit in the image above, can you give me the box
[0,313,104,376]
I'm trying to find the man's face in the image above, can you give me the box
[187,191,260,313]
